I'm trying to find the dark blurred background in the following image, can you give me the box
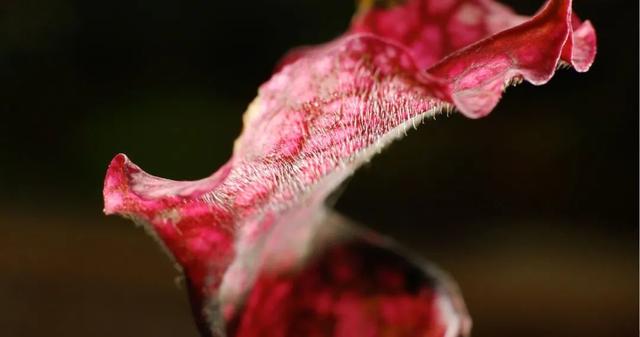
[1,0,637,336]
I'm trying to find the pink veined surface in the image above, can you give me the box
[103,0,596,336]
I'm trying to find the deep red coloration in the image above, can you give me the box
[229,240,451,337]
[351,0,528,69]
[103,0,596,336]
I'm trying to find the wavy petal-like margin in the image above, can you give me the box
[427,0,596,117]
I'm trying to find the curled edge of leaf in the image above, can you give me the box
[427,0,596,118]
